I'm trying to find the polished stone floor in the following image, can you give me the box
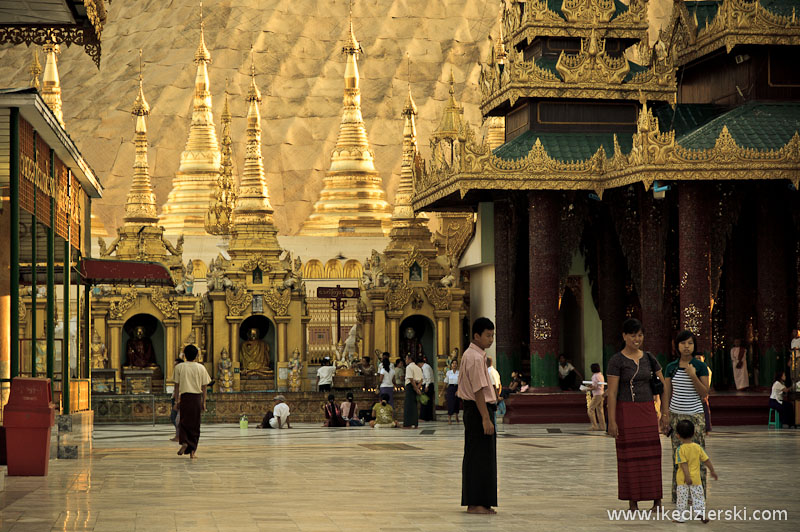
[1,422,798,531]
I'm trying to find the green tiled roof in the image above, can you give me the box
[494,130,634,162]
[652,103,729,137]
[677,102,800,150]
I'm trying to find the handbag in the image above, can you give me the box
[646,352,664,396]
[418,393,430,405]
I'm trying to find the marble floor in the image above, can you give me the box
[1,422,798,531]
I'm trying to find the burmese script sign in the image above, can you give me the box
[316,286,360,299]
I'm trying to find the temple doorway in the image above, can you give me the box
[558,282,584,380]
[238,315,276,389]
[121,314,166,372]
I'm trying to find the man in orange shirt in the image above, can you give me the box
[457,317,498,514]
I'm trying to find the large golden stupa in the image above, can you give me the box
[299,19,393,237]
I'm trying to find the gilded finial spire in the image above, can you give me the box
[41,42,64,127]
[205,79,236,236]
[29,49,42,90]
[392,55,419,222]
[495,5,507,65]
[159,5,221,235]
[124,50,158,224]
[300,1,392,236]
[432,70,465,142]
[231,48,274,228]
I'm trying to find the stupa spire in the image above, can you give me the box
[159,3,222,235]
[41,42,64,127]
[125,50,158,224]
[392,57,418,222]
[232,49,274,226]
[299,2,392,236]
[29,49,42,90]
[205,79,236,236]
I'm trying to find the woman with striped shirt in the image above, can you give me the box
[664,330,710,504]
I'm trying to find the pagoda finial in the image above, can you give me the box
[195,1,211,64]
[393,57,419,222]
[41,41,64,127]
[432,70,465,142]
[495,4,507,64]
[29,49,42,90]
[124,50,158,225]
[231,49,274,227]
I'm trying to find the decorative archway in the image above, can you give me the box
[304,259,324,279]
[399,314,436,363]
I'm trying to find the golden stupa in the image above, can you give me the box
[299,16,392,237]
[226,54,282,263]
[158,11,221,236]
[41,43,64,127]
[386,84,434,254]
[98,52,183,272]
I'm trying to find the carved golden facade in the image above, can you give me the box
[205,86,236,236]
[159,15,222,236]
[663,0,800,66]
[299,19,393,236]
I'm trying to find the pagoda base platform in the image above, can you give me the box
[504,390,776,426]
[239,375,276,391]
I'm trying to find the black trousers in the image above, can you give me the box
[461,400,497,508]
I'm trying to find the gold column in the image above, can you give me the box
[372,296,387,353]
[108,321,123,384]
[448,310,462,358]
[227,316,244,391]
[363,317,374,361]
[434,310,449,357]
[276,316,290,391]
[164,319,179,383]
[387,312,402,360]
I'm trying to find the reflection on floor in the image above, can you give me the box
[1,423,798,531]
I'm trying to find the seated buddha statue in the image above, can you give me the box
[125,325,157,368]
[240,327,272,377]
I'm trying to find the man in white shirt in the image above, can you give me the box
[316,358,336,392]
[174,344,211,458]
[269,395,291,429]
[404,354,423,428]
[487,357,502,396]
[420,355,435,421]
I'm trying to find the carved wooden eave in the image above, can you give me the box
[479,45,676,115]
[665,0,800,66]
[0,0,109,67]
[502,0,648,50]
[412,109,800,211]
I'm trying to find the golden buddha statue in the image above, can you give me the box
[126,325,157,368]
[240,328,271,376]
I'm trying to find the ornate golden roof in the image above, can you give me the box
[432,72,467,143]
[124,51,158,225]
[299,12,392,237]
[479,33,676,113]
[41,42,64,127]
[502,0,648,50]
[205,81,236,236]
[412,102,800,210]
[663,0,800,66]
[159,9,222,235]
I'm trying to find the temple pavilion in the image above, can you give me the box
[412,0,800,391]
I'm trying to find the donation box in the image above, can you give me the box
[3,377,56,476]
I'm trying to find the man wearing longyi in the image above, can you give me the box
[457,317,498,515]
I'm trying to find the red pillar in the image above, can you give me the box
[678,182,713,355]
[528,191,560,387]
[639,189,672,362]
[597,207,628,366]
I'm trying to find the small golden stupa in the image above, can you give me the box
[159,10,222,236]
[299,14,392,237]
